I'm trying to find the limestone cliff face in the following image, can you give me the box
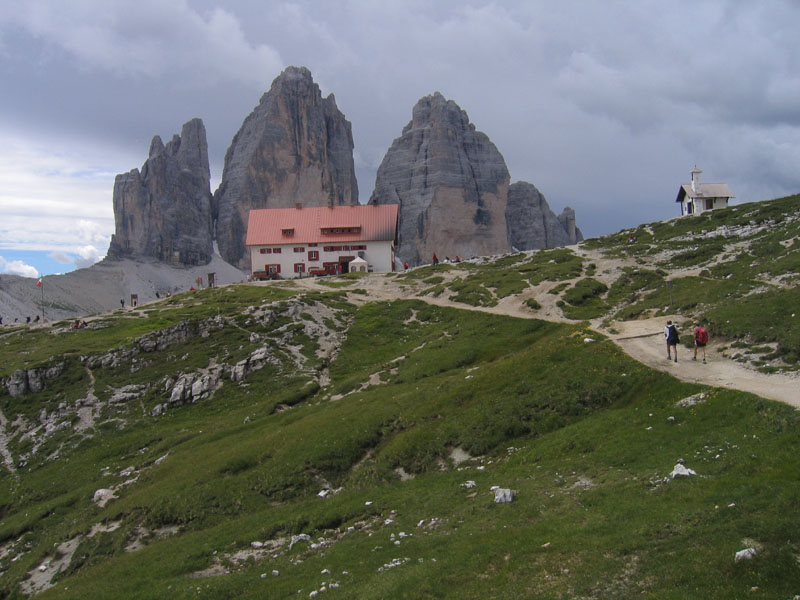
[369,92,510,265]
[107,118,213,266]
[506,182,582,250]
[213,66,359,268]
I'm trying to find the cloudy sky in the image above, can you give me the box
[1,1,799,277]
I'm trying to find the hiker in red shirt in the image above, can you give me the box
[693,321,709,363]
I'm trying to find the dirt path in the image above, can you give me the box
[604,317,799,408]
[289,275,799,408]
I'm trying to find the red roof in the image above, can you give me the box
[245,204,398,246]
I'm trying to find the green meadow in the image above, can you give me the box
[1,195,799,599]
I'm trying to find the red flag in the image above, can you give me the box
[37,278,42,287]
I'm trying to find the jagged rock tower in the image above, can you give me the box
[369,92,510,266]
[213,66,359,269]
[506,182,583,250]
[107,118,213,266]
[370,92,582,265]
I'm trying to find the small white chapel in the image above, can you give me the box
[675,167,734,216]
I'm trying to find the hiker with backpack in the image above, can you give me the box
[693,322,709,363]
[665,320,679,362]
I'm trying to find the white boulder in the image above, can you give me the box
[735,547,756,562]
[494,488,514,503]
[668,464,696,479]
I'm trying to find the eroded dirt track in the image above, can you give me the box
[289,274,799,408]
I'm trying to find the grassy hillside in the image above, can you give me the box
[1,196,799,599]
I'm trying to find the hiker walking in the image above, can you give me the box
[665,320,679,362]
[432,253,439,266]
[693,321,709,363]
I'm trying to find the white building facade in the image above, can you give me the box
[245,205,398,279]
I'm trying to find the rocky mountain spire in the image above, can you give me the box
[557,206,583,245]
[370,92,583,264]
[369,92,511,265]
[213,66,359,269]
[506,182,583,250]
[107,118,213,266]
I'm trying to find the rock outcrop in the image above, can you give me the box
[3,362,66,398]
[369,92,510,266]
[506,182,583,250]
[369,92,581,265]
[557,206,583,245]
[107,118,213,266]
[213,66,359,269]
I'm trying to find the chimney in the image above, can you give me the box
[295,202,302,210]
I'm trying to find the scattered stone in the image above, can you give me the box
[92,488,116,507]
[460,481,477,489]
[289,534,311,550]
[377,557,410,572]
[735,547,756,562]
[494,488,514,503]
[676,392,708,407]
[668,464,697,480]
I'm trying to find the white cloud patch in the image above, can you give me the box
[48,251,73,264]
[47,246,104,271]
[0,256,39,278]
[0,135,115,252]
[74,245,104,269]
